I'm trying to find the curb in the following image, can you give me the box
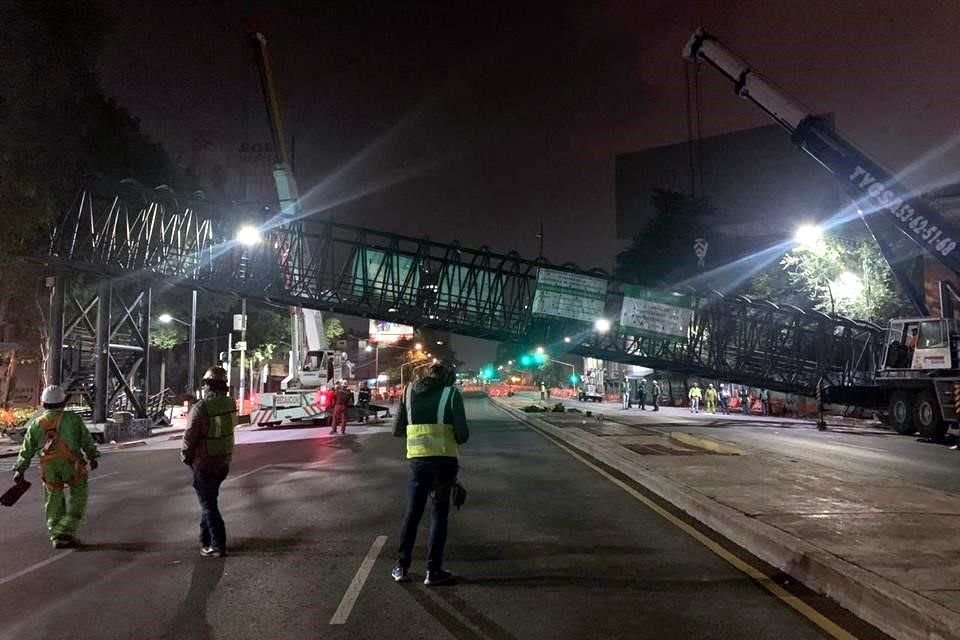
[668,431,744,456]
[115,440,148,450]
[492,397,959,640]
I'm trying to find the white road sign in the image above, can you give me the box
[531,269,607,323]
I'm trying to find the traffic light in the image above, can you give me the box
[518,354,534,368]
[533,351,548,365]
[569,373,580,384]
[479,365,495,380]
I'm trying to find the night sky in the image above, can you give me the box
[96,0,960,366]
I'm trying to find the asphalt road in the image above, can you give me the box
[539,393,960,495]
[0,399,882,640]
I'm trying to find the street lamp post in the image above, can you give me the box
[158,302,197,397]
[400,355,428,389]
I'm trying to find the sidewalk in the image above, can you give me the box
[493,395,960,640]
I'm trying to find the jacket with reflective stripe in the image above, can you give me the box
[405,384,458,459]
[15,409,98,475]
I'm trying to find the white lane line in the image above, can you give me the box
[330,535,388,625]
[0,551,74,586]
[225,464,274,483]
[88,472,120,482]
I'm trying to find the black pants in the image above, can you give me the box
[193,465,229,551]
[397,457,458,572]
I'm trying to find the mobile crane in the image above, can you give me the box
[684,29,960,439]
[248,30,351,426]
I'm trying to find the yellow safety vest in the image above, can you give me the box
[203,395,237,457]
[405,384,459,459]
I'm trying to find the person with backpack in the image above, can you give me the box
[181,367,237,558]
[12,385,100,548]
[392,361,469,586]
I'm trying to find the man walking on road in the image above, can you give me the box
[331,381,350,434]
[651,380,661,411]
[637,380,647,410]
[688,382,702,414]
[392,361,469,586]
[13,385,100,548]
[182,367,237,558]
[704,383,718,414]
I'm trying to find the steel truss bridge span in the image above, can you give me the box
[38,182,883,419]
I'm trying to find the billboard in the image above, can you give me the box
[619,286,695,340]
[531,268,607,323]
[369,320,414,344]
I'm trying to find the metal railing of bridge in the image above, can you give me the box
[36,180,884,419]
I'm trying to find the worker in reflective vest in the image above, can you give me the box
[13,385,100,548]
[181,366,237,557]
[391,361,469,586]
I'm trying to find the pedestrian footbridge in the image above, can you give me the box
[36,180,882,419]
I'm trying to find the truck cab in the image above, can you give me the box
[880,318,958,373]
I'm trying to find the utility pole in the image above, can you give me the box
[188,289,197,396]
[238,298,247,411]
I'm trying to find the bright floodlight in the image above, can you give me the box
[432,358,438,364]
[414,343,423,351]
[364,345,373,352]
[794,224,824,251]
[832,271,863,301]
[594,318,611,333]
[236,225,262,246]
[507,360,513,365]
[535,346,545,354]
[158,313,173,324]
[563,336,571,343]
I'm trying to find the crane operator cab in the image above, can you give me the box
[882,318,958,372]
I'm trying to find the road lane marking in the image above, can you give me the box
[0,551,74,586]
[516,412,859,640]
[330,535,387,625]
[88,472,120,482]
[225,465,274,483]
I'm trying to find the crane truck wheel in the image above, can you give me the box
[914,390,946,441]
[888,391,916,435]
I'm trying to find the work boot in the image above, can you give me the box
[391,564,411,583]
[200,547,226,558]
[53,535,79,549]
[424,569,456,586]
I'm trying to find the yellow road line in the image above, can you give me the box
[525,417,859,640]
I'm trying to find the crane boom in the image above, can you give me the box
[249,30,330,391]
[684,28,960,315]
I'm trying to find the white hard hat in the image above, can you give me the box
[41,385,66,404]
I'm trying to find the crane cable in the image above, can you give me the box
[684,60,706,200]
[684,62,697,199]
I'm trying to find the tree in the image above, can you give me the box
[149,325,183,395]
[780,236,911,323]
[2,2,175,392]
[615,189,719,287]
[324,318,345,342]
